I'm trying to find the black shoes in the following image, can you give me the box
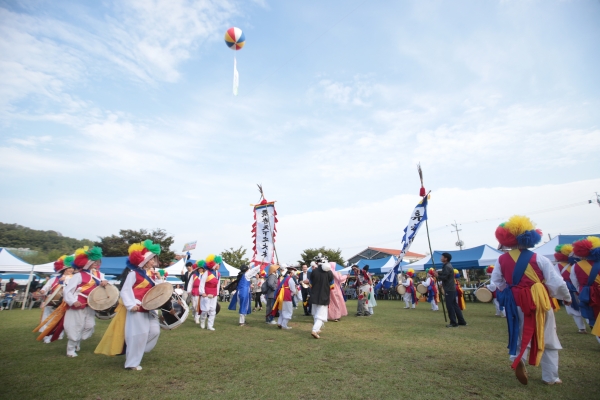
[446,324,458,328]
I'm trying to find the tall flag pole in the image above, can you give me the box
[376,164,428,292]
[251,184,279,271]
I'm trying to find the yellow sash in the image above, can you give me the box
[509,250,551,366]
[94,300,127,356]
[33,302,68,340]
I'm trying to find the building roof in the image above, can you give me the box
[366,247,426,258]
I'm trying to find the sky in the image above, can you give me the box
[1,0,599,264]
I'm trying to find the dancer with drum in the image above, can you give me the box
[351,264,371,316]
[402,269,418,309]
[271,265,298,329]
[63,246,106,357]
[228,263,261,326]
[119,240,163,370]
[187,260,205,324]
[199,254,221,331]
[422,268,439,311]
[570,236,600,343]
[484,266,505,317]
[492,216,571,385]
[38,255,74,343]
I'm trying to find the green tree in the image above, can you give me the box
[298,247,345,267]
[95,228,176,268]
[221,246,250,269]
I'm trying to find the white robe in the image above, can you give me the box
[121,270,160,368]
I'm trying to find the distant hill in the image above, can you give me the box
[0,223,93,264]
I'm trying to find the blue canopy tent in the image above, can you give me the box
[410,245,502,271]
[96,256,129,275]
[339,256,408,275]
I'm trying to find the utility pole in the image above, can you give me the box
[450,220,468,282]
[450,220,464,250]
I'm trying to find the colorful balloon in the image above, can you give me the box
[225,27,245,50]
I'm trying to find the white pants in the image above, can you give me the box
[494,299,506,317]
[565,305,586,330]
[403,293,414,308]
[429,300,439,311]
[125,311,160,368]
[200,296,218,329]
[312,305,328,332]
[64,307,95,356]
[509,307,561,383]
[191,295,200,321]
[278,301,293,328]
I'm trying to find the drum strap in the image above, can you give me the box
[127,265,156,287]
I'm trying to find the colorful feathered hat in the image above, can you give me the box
[572,236,600,261]
[485,265,494,275]
[454,269,460,278]
[128,240,161,268]
[406,268,414,277]
[495,215,542,249]
[204,254,222,270]
[427,268,435,276]
[73,246,103,270]
[554,244,573,263]
[194,259,206,270]
[54,255,73,273]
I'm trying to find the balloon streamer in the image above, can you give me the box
[224,27,245,96]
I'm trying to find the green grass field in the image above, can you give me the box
[1,300,598,399]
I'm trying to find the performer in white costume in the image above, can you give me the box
[186,261,205,324]
[39,255,74,343]
[63,246,106,357]
[270,266,298,330]
[119,240,163,370]
[199,254,221,331]
[553,244,587,333]
[310,256,334,339]
[422,268,439,311]
[492,216,571,386]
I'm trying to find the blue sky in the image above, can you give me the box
[1,0,599,262]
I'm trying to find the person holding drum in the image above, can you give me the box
[422,268,439,311]
[484,266,505,318]
[492,216,571,385]
[120,240,163,370]
[401,269,418,309]
[199,254,222,331]
[63,246,106,358]
[553,244,586,333]
[351,264,371,316]
[38,255,75,343]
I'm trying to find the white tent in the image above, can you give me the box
[0,248,33,272]
[163,258,186,275]
[34,261,56,273]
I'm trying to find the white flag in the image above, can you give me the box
[233,57,239,96]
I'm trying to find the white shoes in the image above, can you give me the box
[67,352,78,358]
[207,327,215,331]
[129,366,142,371]
[43,336,51,344]
[200,319,206,329]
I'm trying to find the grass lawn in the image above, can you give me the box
[0,300,598,399]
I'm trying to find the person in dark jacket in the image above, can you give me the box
[435,253,467,328]
[265,264,279,324]
[309,260,334,339]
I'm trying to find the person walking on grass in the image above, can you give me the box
[435,252,467,328]
[492,216,571,386]
[310,256,334,339]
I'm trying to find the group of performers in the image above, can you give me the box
[32,218,600,385]
[35,241,171,370]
